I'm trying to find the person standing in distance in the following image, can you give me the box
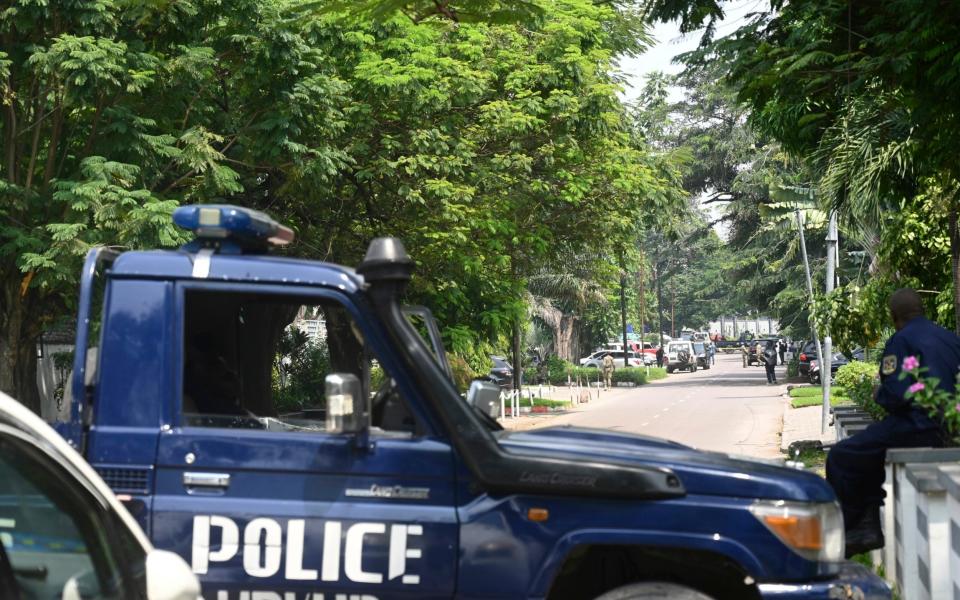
[761,340,778,384]
[655,345,665,368]
[826,288,960,556]
[601,353,615,391]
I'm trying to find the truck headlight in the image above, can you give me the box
[749,500,844,562]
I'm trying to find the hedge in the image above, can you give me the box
[516,357,668,387]
[834,361,884,420]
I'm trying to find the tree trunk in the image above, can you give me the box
[529,298,578,362]
[951,203,960,335]
[0,278,42,413]
[556,315,578,362]
[638,264,645,343]
[512,319,522,391]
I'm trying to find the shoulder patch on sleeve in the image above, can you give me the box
[882,355,897,375]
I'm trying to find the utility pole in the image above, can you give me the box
[620,270,629,366]
[796,209,828,433]
[656,262,664,349]
[670,282,675,338]
[638,263,645,344]
[822,211,839,431]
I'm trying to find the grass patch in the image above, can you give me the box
[785,446,828,477]
[530,398,571,408]
[789,385,847,398]
[644,367,668,381]
[790,395,852,409]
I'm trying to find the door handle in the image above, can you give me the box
[183,472,230,489]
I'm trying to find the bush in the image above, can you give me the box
[835,361,884,420]
[543,356,572,385]
[787,356,799,378]
[534,362,666,387]
[448,354,480,393]
[612,368,648,385]
[523,367,538,385]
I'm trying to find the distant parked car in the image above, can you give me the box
[486,355,513,389]
[582,351,644,369]
[798,340,819,376]
[747,338,780,366]
[579,350,611,366]
[692,341,711,370]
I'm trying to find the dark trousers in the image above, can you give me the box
[764,363,776,383]
[826,416,942,529]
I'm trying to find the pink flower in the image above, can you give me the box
[902,356,920,371]
[955,403,960,413]
[908,382,925,394]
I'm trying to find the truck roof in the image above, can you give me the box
[110,249,363,293]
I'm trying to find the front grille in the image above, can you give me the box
[97,466,152,494]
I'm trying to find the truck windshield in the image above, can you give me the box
[181,290,416,434]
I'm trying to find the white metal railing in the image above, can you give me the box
[938,465,960,600]
[882,448,960,597]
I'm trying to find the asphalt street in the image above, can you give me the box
[511,353,788,459]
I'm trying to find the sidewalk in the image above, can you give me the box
[779,400,837,453]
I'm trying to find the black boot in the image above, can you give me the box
[844,506,884,558]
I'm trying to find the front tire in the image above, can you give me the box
[594,582,715,600]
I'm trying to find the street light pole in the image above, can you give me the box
[620,271,629,367]
[796,209,828,433]
[822,211,839,431]
[656,262,665,349]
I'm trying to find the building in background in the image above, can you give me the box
[708,315,779,338]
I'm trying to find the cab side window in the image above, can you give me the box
[181,290,416,434]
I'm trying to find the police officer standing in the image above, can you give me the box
[826,288,960,556]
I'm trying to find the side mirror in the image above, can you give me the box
[467,380,501,419]
[325,373,366,434]
[145,549,200,600]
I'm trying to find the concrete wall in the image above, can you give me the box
[708,317,779,337]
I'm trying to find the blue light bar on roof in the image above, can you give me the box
[173,204,294,247]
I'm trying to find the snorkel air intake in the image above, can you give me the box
[357,237,685,500]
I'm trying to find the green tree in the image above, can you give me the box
[2,0,685,409]
[648,0,960,331]
[1,0,352,410]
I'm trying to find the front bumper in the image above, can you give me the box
[758,562,890,599]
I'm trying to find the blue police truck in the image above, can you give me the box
[50,205,889,599]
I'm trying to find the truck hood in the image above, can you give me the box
[499,426,834,502]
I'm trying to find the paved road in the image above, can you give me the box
[514,353,789,459]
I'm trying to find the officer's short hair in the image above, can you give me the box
[889,288,924,321]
